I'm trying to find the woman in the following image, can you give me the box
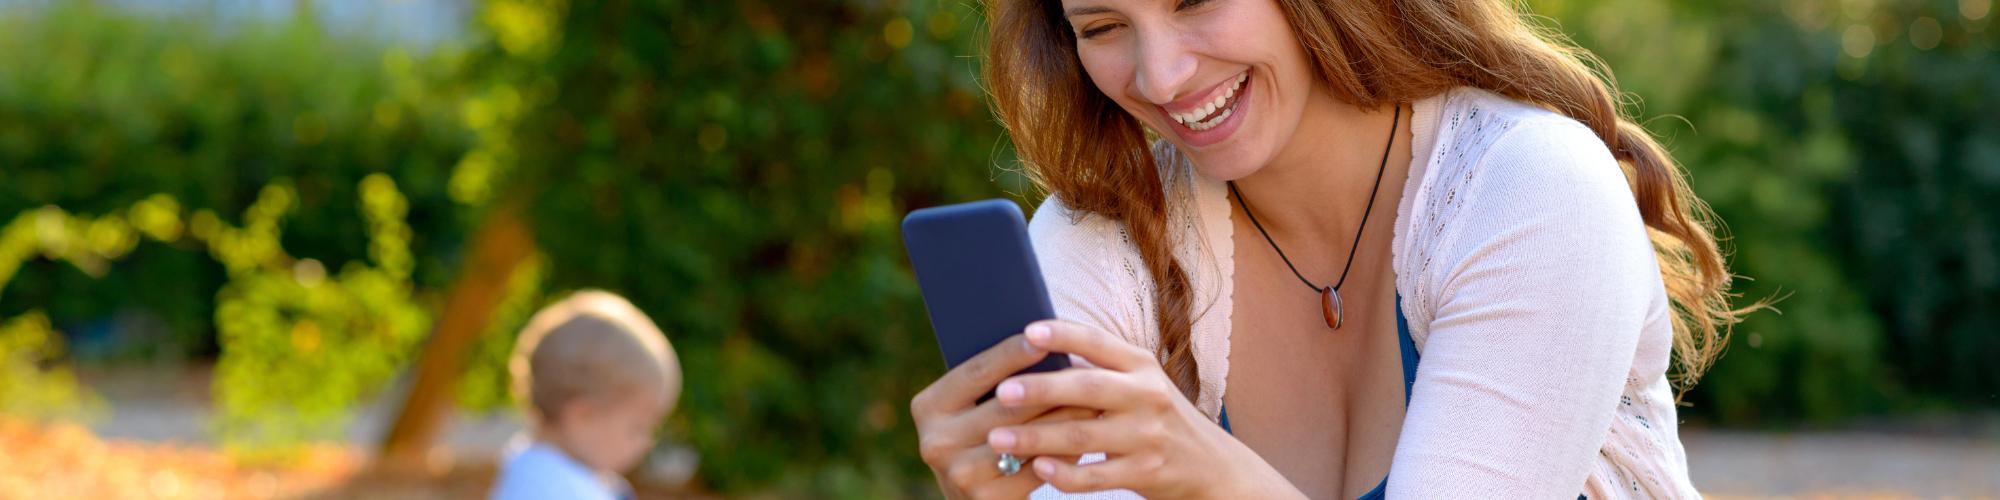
[908,0,1748,498]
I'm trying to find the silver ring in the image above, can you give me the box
[996,453,1023,476]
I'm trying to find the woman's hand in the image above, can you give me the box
[985,320,1304,499]
[912,332,1091,500]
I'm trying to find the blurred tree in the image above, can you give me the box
[378,202,536,468]
[1820,0,2000,411]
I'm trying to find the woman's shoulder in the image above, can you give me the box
[1423,86,1630,218]
[1026,138,1198,269]
[1026,140,1220,351]
[1027,195,1158,346]
[1028,195,1128,259]
[1399,87,1650,332]
[1028,195,1147,293]
[1436,88,1614,162]
[1026,137,1210,281]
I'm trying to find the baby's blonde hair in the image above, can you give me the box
[509,290,681,427]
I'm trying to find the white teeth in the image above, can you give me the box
[1189,108,1231,131]
[1207,108,1232,128]
[1173,71,1248,130]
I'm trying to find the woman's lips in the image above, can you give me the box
[1167,71,1249,131]
[1164,69,1251,148]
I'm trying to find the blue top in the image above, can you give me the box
[490,438,635,500]
[1216,297,1419,500]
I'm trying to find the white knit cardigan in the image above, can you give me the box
[1026,87,1698,499]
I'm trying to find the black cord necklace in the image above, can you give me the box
[1228,105,1400,330]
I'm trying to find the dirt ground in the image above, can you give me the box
[1684,425,2000,498]
[0,416,707,499]
[6,365,1991,498]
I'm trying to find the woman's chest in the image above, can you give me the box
[1222,239,1409,498]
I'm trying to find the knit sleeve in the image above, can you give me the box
[1027,196,1154,352]
[1026,196,1153,500]
[1386,117,1660,498]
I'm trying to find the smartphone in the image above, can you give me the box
[901,199,1070,387]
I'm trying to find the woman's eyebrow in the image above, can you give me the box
[1065,5,1114,17]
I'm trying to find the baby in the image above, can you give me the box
[491,290,682,500]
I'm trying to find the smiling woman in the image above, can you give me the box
[906,0,1755,498]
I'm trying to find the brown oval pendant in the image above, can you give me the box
[1321,287,1343,330]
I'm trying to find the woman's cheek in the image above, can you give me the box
[1078,52,1128,101]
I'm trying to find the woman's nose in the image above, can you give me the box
[1130,29,1197,106]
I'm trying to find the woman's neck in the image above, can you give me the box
[1229,89,1410,247]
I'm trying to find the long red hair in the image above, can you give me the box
[984,0,1749,402]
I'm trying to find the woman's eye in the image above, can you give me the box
[1079,23,1121,39]
[1176,0,1211,10]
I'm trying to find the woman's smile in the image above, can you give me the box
[1160,69,1252,148]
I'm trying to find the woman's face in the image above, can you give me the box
[1062,0,1317,180]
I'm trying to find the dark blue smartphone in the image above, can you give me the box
[902,199,1071,388]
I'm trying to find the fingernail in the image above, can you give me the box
[1020,335,1044,356]
[988,429,1016,449]
[1034,458,1056,477]
[997,380,1024,403]
[1026,324,1051,343]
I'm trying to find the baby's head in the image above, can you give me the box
[510,290,681,473]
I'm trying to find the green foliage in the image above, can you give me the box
[0,172,435,448]
[0,2,471,359]
[206,177,432,449]
[456,0,1014,495]
[0,199,183,422]
[0,311,103,422]
[0,3,468,448]
[1817,1,2000,411]
[1528,0,2000,421]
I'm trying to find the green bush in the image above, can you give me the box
[0,3,472,448]
[0,3,473,356]
[1530,0,2000,423]
[202,177,434,450]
